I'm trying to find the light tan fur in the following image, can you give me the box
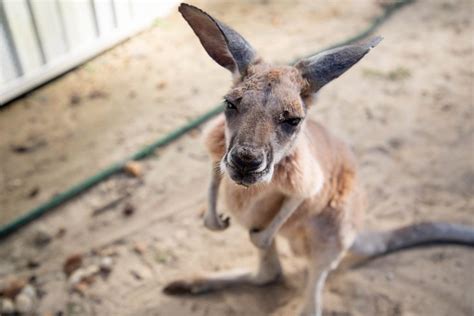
[166,5,474,315]
[179,61,369,316]
[192,102,368,316]
[165,5,378,316]
[205,112,366,256]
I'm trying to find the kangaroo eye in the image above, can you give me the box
[282,118,301,127]
[224,99,237,110]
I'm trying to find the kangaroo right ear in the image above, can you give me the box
[295,37,382,95]
[179,3,257,76]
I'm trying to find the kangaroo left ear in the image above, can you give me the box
[295,37,382,95]
[179,3,257,76]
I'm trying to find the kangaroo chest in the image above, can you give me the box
[221,176,286,230]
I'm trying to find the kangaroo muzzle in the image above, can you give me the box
[228,146,266,173]
[224,144,272,186]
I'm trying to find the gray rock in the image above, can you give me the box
[100,256,113,272]
[84,265,100,276]
[68,268,87,287]
[21,284,37,300]
[0,298,15,313]
[68,265,100,288]
[15,293,34,313]
[31,227,52,248]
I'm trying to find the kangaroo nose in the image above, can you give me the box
[230,147,264,172]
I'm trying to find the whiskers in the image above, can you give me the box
[214,160,227,178]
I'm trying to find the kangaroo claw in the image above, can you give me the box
[249,228,272,249]
[204,212,230,231]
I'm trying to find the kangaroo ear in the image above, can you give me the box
[295,37,382,95]
[179,3,257,76]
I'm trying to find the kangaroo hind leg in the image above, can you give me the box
[163,241,282,295]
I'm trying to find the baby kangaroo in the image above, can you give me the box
[164,4,474,316]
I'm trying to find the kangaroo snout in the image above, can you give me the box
[228,146,265,173]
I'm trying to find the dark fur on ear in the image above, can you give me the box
[179,3,257,76]
[296,37,382,95]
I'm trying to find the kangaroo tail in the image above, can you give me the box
[350,222,474,258]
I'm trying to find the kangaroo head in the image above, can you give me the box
[179,3,381,186]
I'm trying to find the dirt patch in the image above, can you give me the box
[0,0,473,315]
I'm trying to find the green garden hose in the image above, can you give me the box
[0,0,414,239]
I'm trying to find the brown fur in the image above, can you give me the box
[167,5,474,315]
[168,5,380,315]
[203,113,366,255]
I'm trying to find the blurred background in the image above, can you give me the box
[0,0,473,315]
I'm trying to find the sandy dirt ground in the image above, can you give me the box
[0,0,473,315]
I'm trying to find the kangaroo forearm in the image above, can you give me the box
[265,197,303,238]
[250,197,303,249]
[204,164,229,231]
[207,166,221,218]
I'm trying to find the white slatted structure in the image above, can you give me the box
[0,0,177,105]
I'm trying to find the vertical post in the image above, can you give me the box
[0,0,23,77]
[26,0,47,65]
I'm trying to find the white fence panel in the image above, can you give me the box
[0,13,19,83]
[30,0,68,61]
[113,0,132,27]
[3,0,43,74]
[0,0,178,105]
[93,0,116,36]
[59,0,97,49]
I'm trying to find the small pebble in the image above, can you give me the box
[27,259,40,269]
[130,270,143,281]
[133,242,147,255]
[56,227,67,238]
[68,265,100,288]
[21,284,37,300]
[28,187,40,198]
[123,161,142,177]
[15,292,34,313]
[32,228,52,248]
[70,93,81,105]
[84,265,100,276]
[122,203,135,217]
[68,269,87,287]
[63,253,83,276]
[99,257,113,273]
[0,298,14,313]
